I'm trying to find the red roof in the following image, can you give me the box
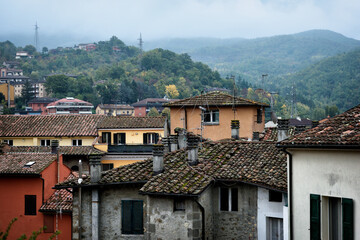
[47,98,93,107]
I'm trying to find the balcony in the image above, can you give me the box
[107,144,153,153]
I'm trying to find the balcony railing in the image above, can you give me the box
[107,144,153,153]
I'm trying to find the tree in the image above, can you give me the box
[21,80,36,105]
[45,75,71,98]
[23,45,37,55]
[147,107,159,117]
[165,85,179,99]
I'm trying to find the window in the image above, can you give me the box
[72,139,82,146]
[25,195,36,215]
[174,198,185,211]
[114,133,126,145]
[143,133,159,145]
[269,190,283,202]
[220,187,238,211]
[121,200,143,234]
[203,110,219,124]
[3,139,13,146]
[40,139,51,146]
[102,163,114,171]
[310,194,353,240]
[44,215,54,233]
[101,132,111,144]
[257,109,263,123]
[267,217,283,240]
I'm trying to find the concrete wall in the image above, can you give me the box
[146,196,202,240]
[290,149,360,239]
[170,106,265,141]
[198,187,215,240]
[213,183,258,239]
[257,187,286,240]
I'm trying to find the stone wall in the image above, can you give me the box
[213,183,258,240]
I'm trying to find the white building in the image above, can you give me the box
[278,105,358,240]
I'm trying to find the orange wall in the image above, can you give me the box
[170,106,265,141]
[0,155,71,240]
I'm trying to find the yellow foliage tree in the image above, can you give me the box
[165,84,179,99]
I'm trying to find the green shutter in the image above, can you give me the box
[122,200,132,234]
[342,198,353,240]
[143,133,147,144]
[132,200,143,234]
[121,133,126,144]
[154,133,159,144]
[114,134,118,145]
[310,194,321,240]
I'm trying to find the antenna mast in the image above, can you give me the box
[138,33,144,52]
[34,22,39,51]
[231,75,236,119]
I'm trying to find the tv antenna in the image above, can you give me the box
[34,22,39,51]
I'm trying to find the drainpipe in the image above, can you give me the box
[282,148,293,240]
[78,160,83,240]
[7,79,10,108]
[89,155,102,240]
[51,140,60,183]
[194,199,205,240]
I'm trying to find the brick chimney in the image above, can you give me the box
[169,134,178,152]
[153,144,164,175]
[161,137,170,154]
[187,135,199,166]
[51,140,59,154]
[231,120,240,140]
[277,119,290,142]
[176,128,187,149]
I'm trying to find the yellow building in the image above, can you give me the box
[96,104,134,116]
[0,83,14,106]
[166,91,269,141]
[94,116,166,168]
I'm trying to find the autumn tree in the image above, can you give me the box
[147,107,159,117]
[165,85,179,99]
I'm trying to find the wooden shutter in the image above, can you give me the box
[132,200,143,234]
[122,200,132,234]
[121,133,126,144]
[220,188,229,211]
[342,198,353,240]
[310,194,321,240]
[143,133,147,144]
[114,134,118,145]
[154,133,159,144]
[231,188,238,211]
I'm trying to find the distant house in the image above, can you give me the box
[13,79,47,98]
[28,97,59,115]
[15,51,32,59]
[76,43,96,51]
[166,91,269,141]
[277,105,360,239]
[96,104,134,116]
[0,147,72,239]
[46,97,94,114]
[132,98,174,116]
[56,129,288,240]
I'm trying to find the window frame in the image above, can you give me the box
[257,108,263,123]
[174,198,186,212]
[102,163,114,171]
[114,133,126,145]
[72,139,82,146]
[40,139,51,146]
[143,133,159,145]
[101,132,111,144]
[269,190,283,202]
[220,187,238,211]
[3,139,13,146]
[203,110,219,124]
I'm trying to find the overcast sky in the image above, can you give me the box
[1,0,360,44]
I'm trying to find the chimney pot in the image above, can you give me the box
[231,120,240,140]
[277,119,290,142]
[187,135,199,166]
[89,155,102,183]
[169,134,178,152]
[153,144,164,175]
[51,140,59,154]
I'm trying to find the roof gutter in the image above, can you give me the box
[53,180,148,189]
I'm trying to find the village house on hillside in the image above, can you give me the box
[45,97,94,115]
[96,104,134,116]
[132,98,174,117]
[165,91,269,141]
[56,122,288,240]
[277,104,360,239]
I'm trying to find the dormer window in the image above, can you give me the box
[24,161,35,167]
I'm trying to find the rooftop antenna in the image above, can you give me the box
[231,75,236,119]
[34,22,39,51]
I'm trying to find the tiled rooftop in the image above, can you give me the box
[165,91,269,107]
[132,98,174,107]
[97,116,166,129]
[58,140,287,195]
[0,115,106,137]
[97,104,134,110]
[279,104,360,147]
[8,146,105,156]
[40,174,75,213]
[0,153,56,175]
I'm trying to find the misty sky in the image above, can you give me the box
[1,0,360,43]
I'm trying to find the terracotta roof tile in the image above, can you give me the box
[40,174,75,212]
[165,91,269,107]
[8,146,105,155]
[0,153,56,175]
[58,140,287,194]
[279,104,360,147]
[97,116,166,129]
[0,115,106,137]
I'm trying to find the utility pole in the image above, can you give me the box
[34,22,39,51]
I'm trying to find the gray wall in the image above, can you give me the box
[213,183,258,240]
